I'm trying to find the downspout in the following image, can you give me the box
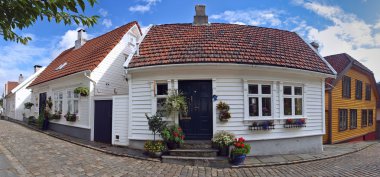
[328,89,333,144]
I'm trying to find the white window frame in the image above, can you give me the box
[244,81,274,120]
[53,90,63,114]
[152,81,170,118]
[282,84,304,118]
[66,89,79,115]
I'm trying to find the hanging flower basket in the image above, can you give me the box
[74,87,89,96]
[217,101,231,122]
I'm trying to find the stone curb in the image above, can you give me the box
[5,119,161,163]
[232,142,378,168]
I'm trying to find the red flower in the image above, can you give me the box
[181,135,185,139]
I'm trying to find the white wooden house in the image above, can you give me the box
[120,7,337,155]
[10,66,46,121]
[28,22,142,142]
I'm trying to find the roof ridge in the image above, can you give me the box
[84,21,138,43]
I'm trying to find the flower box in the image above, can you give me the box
[284,118,306,128]
[248,120,275,131]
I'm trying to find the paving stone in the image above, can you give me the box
[281,155,302,161]
[256,156,288,163]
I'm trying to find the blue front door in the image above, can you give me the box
[94,100,113,144]
[179,80,213,140]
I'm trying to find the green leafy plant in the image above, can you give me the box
[37,114,45,129]
[64,112,77,122]
[160,125,185,144]
[0,0,99,44]
[46,96,53,110]
[144,140,166,153]
[217,101,231,121]
[145,113,167,141]
[28,116,36,125]
[164,90,188,117]
[50,111,62,120]
[74,87,89,96]
[24,102,34,110]
[212,131,235,147]
[231,137,251,156]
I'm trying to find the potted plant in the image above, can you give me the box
[51,111,62,120]
[24,102,34,110]
[230,137,251,165]
[64,112,77,122]
[212,131,235,156]
[144,114,167,157]
[74,87,89,96]
[160,125,185,149]
[217,101,231,122]
[164,90,188,118]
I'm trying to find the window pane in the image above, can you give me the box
[249,97,259,116]
[284,86,292,95]
[261,85,271,94]
[262,97,271,116]
[59,92,63,99]
[368,110,373,126]
[284,98,292,115]
[339,109,348,131]
[59,101,62,112]
[157,83,168,95]
[295,87,302,95]
[362,110,367,127]
[68,101,72,113]
[74,100,79,114]
[74,92,79,98]
[54,101,58,111]
[248,85,258,94]
[67,91,72,98]
[350,110,357,129]
[295,98,302,115]
[54,93,58,99]
[156,98,166,117]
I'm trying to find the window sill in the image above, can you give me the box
[244,117,308,121]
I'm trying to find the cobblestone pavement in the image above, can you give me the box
[1,120,380,177]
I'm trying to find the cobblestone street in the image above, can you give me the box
[1,120,380,177]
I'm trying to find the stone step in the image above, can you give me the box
[181,140,213,149]
[161,155,230,168]
[168,149,218,157]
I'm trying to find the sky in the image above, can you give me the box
[1,0,380,96]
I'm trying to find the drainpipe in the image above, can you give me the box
[328,89,333,144]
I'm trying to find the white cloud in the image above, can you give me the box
[129,0,161,13]
[98,8,108,17]
[294,1,380,81]
[210,9,283,27]
[102,19,113,28]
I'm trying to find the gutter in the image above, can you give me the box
[328,89,333,144]
[83,71,97,96]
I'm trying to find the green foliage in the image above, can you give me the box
[64,112,77,122]
[231,137,251,155]
[212,131,235,147]
[0,0,99,44]
[164,90,188,117]
[37,114,45,129]
[217,101,231,121]
[144,140,166,153]
[160,125,185,144]
[46,96,53,110]
[74,87,89,96]
[24,102,34,110]
[0,98,3,107]
[28,116,36,125]
[145,113,167,141]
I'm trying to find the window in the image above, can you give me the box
[156,83,168,117]
[365,84,371,101]
[361,110,367,127]
[339,109,348,131]
[67,90,79,114]
[350,109,357,129]
[248,84,272,117]
[342,76,351,98]
[54,91,63,113]
[368,109,373,126]
[355,80,362,100]
[55,62,67,71]
[283,85,303,116]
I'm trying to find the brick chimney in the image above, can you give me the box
[34,65,42,73]
[193,5,209,26]
[310,41,319,51]
[18,74,24,84]
[75,29,86,49]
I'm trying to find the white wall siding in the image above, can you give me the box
[30,74,91,129]
[128,65,326,141]
[91,24,142,96]
[112,95,129,145]
[14,88,32,120]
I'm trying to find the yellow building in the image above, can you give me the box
[324,53,378,144]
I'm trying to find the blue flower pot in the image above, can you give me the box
[231,154,246,165]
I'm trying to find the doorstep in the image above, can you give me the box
[4,119,379,168]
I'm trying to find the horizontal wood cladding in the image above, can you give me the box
[329,68,377,143]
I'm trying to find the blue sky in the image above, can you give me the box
[1,0,380,95]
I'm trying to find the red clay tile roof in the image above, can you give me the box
[29,21,140,87]
[5,81,18,95]
[324,53,373,87]
[128,23,334,75]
